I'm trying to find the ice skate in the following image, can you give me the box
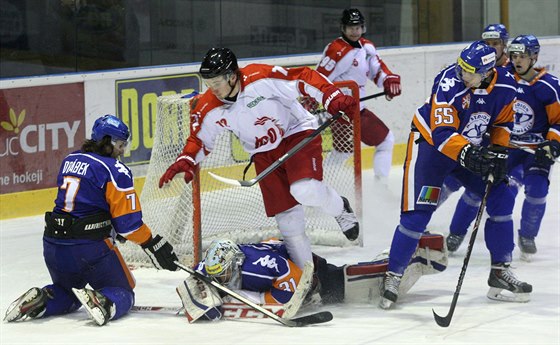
[379,271,402,309]
[72,288,115,326]
[487,263,532,302]
[446,233,465,253]
[4,287,47,322]
[518,235,537,262]
[334,197,359,241]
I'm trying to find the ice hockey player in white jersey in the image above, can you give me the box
[316,8,401,184]
[159,48,361,269]
[177,234,448,322]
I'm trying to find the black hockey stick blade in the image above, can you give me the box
[208,111,346,187]
[290,311,334,326]
[359,91,386,101]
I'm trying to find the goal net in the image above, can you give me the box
[120,81,362,266]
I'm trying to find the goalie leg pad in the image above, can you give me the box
[176,275,223,323]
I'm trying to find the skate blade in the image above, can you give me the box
[379,297,394,309]
[520,252,533,262]
[3,288,39,322]
[71,288,106,326]
[487,287,531,303]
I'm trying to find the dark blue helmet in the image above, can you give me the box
[456,40,496,76]
[509,34,540,56]
[481,24,509,43]
[199,48,238,79]
[91,115,129,142]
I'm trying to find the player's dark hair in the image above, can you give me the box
[81,136,114,157]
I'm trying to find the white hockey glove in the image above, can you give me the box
[176,275,223,323]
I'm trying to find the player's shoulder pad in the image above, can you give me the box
[190,89,223,117]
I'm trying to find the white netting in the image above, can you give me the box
[120,82,361,266]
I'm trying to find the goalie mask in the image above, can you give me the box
[204,239,244,286]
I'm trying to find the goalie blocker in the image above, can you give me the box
[315,233,448,304]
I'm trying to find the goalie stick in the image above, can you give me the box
[432,176,493,327]
[174,261,333,327]
[209,111,347,187]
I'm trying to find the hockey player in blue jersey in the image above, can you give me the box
[444,35,560,260]
[379,40,533,309]
[4,115,178,326]
[176,234,448,322]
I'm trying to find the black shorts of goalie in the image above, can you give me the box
[314,233,448,304]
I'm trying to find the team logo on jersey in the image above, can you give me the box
[462,94,471,109]
[512,100,534,135]
[517,87,525,94]
[461,112,490,145]
[476,98,486,105]
[417,186,440,206]
[252,255,280,273]
[114,161,130,177]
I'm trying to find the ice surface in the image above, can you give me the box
[1,166,558,344]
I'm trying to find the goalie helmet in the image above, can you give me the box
[456,40,496,78]
[481,24,509,43]
[341,8,365,26]
[204,239,244,285]
[199,48,239,79]
[91,115,129,142]
[508,35,540,57]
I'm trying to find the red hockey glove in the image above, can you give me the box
[159,154,196,188]
[323,86,357,125]
[383,74,401,100]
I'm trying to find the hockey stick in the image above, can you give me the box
[131,303,286,318]
[174,261,333,327]
[510,142,560,163]
[432,176,493,327]
[208,111,346,187]
[359,91,386,101]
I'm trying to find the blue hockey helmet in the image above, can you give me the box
[456,40,496,77]
[481,24,509,43]
[204,239,244,284]
[508,34,540,57]
[91,115,130,142]
[199,48,239,79]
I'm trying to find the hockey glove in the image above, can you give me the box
[535,140,560,166]
[177,275,223,323]
[383,74,401,100]
[458,144,494,177]
[159,154,196,188]
[323,86,357,125]
[488,146,508,184]
[142,235,178,271]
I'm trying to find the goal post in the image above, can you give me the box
[120,81,362,267]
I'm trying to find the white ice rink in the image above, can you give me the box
[1,166,559,345]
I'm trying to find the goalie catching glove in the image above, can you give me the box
[142,235,178,271]
[322,86,357,125]
[177,275,223,323]
[159,154,196,188]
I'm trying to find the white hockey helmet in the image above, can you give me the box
[204,239,244,284]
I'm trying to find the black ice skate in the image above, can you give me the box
[518,234,537,262]
[487,263,532,302]
[335,197,359,241]
[4,287,48,322]
[446,233,465,253]
[72,288,115,326]
[379,271,402,309]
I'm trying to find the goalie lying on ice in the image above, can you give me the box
[176,233,447,322]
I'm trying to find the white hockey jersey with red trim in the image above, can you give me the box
[180,64,336,163]
[316,37,393,106]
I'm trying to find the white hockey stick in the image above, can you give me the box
[174,261,331,327]
[208,111,346,187]
[131,303,285,318]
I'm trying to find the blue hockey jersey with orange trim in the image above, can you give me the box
[413,65,517,160]
[511,68,560,146]
[52,151,152,245]
[197,242,302,304]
